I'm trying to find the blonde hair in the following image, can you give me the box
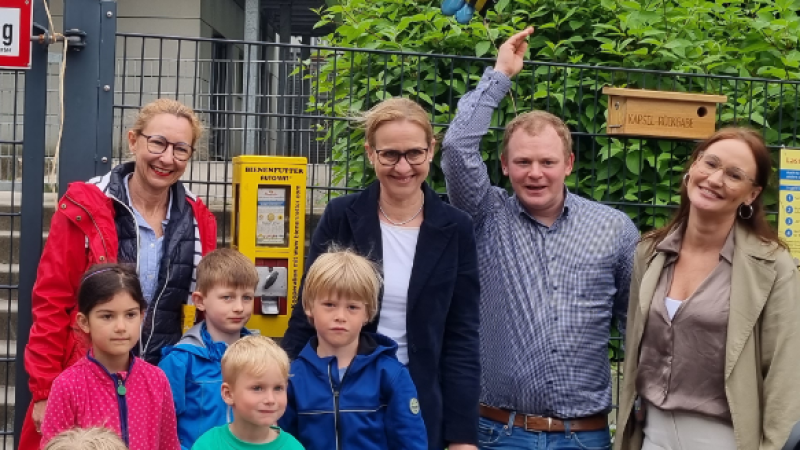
[130,98,203,146]
[195,248,259,295]
[502,110,573,158]
[302,247,382,322]
[222,335,290,384]
[43,428,127,450]
[361,98,433,148]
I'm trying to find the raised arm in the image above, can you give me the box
[441,28,534,223]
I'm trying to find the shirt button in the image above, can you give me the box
[553,285,558,291]
[149,275,154,279]
[150,243,155,248]
[551,348,557,353]
[553,317,558,321]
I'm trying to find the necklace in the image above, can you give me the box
[379,193,424,226]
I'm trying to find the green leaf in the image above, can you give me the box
[626,151,642,175]
[476,41,492,58]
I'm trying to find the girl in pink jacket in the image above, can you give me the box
[40,264,180,450]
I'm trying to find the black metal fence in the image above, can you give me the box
[112,34,797,235]
[0,67,24,448]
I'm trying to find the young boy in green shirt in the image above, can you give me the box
[191,335,303,450]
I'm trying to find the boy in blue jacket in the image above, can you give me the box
[279,248,427,450]
[158,248,260,450]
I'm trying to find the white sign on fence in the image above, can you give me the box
[0,8,20,57]
[0,0,32,70]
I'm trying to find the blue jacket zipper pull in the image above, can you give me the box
[117,377,127,396]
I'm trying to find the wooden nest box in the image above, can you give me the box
[602,87,728,140]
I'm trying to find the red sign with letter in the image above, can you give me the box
[0,0,32,70]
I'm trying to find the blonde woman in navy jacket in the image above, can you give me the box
[281,98,481,450]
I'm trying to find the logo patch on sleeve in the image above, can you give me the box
[410,398,420,415]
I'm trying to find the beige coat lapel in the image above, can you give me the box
[725,223,778,379]
[635,251,666,338]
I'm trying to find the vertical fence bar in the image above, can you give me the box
[60,0,118,195]
[15,0,50,445]
[96,1,117,173]
[244,0,259,156]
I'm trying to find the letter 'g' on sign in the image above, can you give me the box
[0,1,33,70]
[0,9,19,54]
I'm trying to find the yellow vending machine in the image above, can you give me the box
[231,156,307,337]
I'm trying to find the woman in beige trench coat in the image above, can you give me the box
[615,128,800,450]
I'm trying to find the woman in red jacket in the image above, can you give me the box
[20,98,217,450]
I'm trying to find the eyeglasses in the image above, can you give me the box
[695,152,757,187]
[374,148,429,166]
[140,134,194,162]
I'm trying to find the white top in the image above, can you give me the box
[377,222,420,365]
[665,296,683,321]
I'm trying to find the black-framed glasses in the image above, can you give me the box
[695,152,757,187]
[374,148,429,166]
[140,133,194,162]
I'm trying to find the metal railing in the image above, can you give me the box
[0,68,25,445]
[112,34,796,229]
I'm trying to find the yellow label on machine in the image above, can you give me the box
[779,147,800,266]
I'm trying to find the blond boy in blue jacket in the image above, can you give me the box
[279,248,426,450]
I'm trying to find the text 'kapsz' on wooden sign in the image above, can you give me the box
[603,87,728,140]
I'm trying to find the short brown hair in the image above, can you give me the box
[44,428,127,450]
[131,98,204,147]
[222,335,290,384]
[502,111,573,158]
[302,247,381,322]
[361,98,434,148]
[195,248,259,295]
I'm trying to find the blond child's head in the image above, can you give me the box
[43,427,127,450]
[302,247,381,324]
[193,248,259,339]
[220,335,290,431]
[301,248,381,355]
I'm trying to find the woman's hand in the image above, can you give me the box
[494,27,535,78]
[32,399,47,433]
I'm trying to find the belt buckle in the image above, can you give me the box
[525,414,553,432]
[523,415,552,432]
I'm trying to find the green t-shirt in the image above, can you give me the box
[191,425,304,450]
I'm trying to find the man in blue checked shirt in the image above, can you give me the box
[441,28,640,450]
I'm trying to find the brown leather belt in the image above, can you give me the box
[480,404,607,432]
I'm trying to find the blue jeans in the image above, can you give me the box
[478,417,611,450]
